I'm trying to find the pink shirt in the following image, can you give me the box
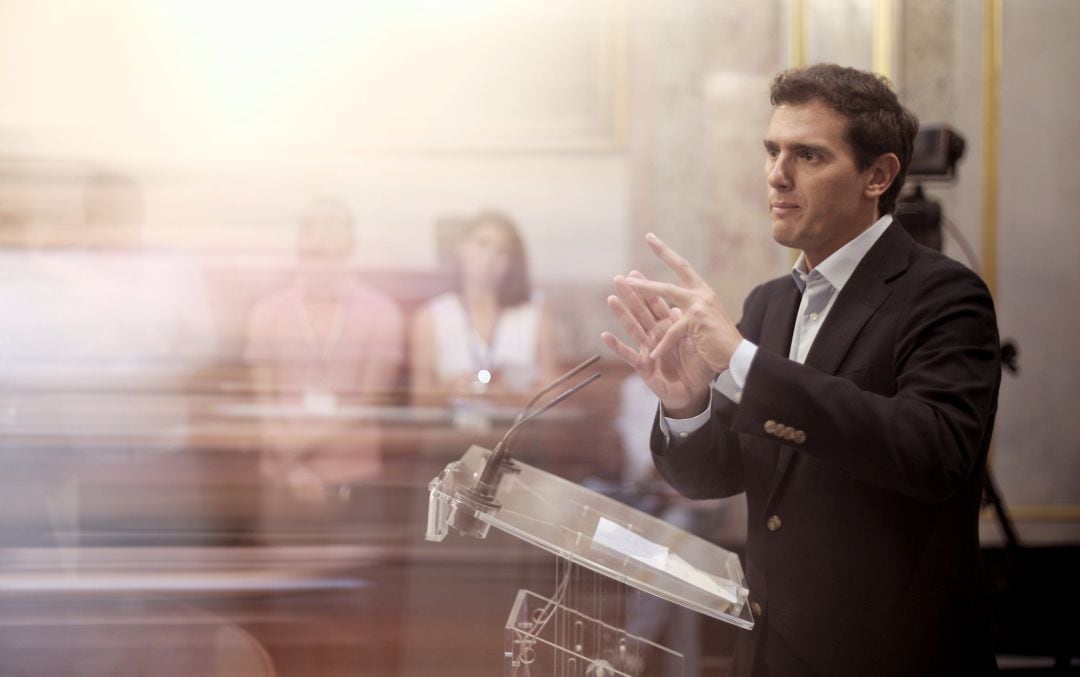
[243,277,404,483]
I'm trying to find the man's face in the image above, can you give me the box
[764,99,875,267]
[296,202,354,264]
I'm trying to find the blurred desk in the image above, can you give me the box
[0,391,619,548]
[209,400,526,426]
[0,537,559,677]
[0,361,670,676]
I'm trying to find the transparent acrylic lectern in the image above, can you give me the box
[428,445,753,676]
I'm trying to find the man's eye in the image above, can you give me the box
[802,151,819,161]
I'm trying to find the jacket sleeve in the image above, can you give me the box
[648,284,768,499]
[731,261,1000,502]
[651,394,746,499]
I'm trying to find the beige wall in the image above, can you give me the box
[0,1,631,283]
[994,0,1080,515]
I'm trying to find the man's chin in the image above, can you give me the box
[770,223,799,249]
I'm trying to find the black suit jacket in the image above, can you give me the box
[652,223,1001,676]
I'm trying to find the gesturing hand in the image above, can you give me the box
[632,233,744,372]
[602,269,714,416]
[601,233,743,416]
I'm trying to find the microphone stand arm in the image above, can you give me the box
[472,372,601,501]
[446,356,602,537]
[513,355,600,427]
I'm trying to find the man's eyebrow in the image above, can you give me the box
[790,143,830,156]
[763,139,832,157]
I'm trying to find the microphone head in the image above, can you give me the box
[447,486,499,538]
[463,358,602,526]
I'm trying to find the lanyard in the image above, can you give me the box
[299,297,348,376]
[462,298,500,384]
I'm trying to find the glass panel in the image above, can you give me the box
[429,446,752,629]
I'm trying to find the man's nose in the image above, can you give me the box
[767,155,792,190]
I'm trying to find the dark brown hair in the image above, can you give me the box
[456,209,532,309]
[770,63,919,215]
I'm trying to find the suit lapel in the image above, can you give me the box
[757,282,800,357]
[802,280,889,374]
[765,223,914,508]
[804,223,913,373]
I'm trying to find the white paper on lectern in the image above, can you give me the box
[592,517,670,569]
[665,553,741,604]
[592,518,740,605]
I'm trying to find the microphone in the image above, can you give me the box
[512,354,600,426]
[448,355,602,537]
[494,354,601,475]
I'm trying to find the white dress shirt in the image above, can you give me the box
[661,214,894,441]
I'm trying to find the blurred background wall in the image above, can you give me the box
[1,0,1077,535]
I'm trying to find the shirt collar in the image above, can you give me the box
[791,214,893,293]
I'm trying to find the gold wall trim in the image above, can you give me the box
[982,504,1080,523]
[871,0,893,79]
[791,0,807,68]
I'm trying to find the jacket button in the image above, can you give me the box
[764,420,777,435]
[794,430,806,444]
[782,426,796,441]
[766,515,782,532]
[751,601,764,617]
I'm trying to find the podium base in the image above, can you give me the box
[505,588,683,677]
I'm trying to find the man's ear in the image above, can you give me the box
[864,153,901,200]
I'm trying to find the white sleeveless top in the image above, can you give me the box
[426,291,542,391]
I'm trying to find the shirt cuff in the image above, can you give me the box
[658,340,757,444]
[659,390,714,443]
[728,339,757,389]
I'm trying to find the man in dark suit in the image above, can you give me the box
[603,64,1001,676]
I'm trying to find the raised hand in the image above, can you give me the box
[602,270,715,416]
[626,233,743,372]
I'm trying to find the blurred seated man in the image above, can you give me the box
[0,170,219,545]
[243,197,404,540]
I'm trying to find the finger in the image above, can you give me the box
[622,275,696,309]
[650,312,690,361]
[644,232,707,289]
[614,275,666,335]
[616,276,682,348]
[606,294,653,350]
[601,330,647,369]
[628,270,674,321]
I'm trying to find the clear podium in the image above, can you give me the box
[428,445,754,676]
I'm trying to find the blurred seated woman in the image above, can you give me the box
[410,210,560,407]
